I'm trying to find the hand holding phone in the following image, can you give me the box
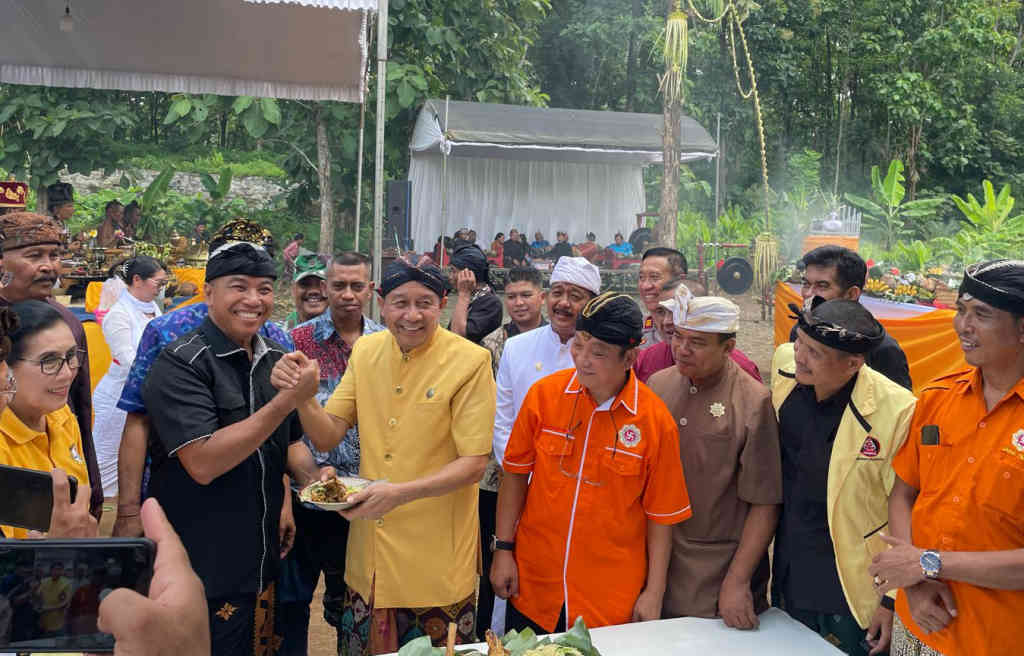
[97,499,210,656]
[44,469,96,539]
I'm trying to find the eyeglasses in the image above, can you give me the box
[18,348,84,376]
[151,278,169,288]
[556,393,627,488]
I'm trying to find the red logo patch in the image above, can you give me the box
[860,436,881,458]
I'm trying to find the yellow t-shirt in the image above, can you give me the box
[37,575,71,632]
[0,405,91,538]
[325,327,495,609]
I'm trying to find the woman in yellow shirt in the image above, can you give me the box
[0,300,90,538]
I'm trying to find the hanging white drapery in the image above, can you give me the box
[410,155,646,252]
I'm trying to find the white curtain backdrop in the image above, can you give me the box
[409,154,646,254]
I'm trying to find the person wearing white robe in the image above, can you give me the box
[92,256,167,523]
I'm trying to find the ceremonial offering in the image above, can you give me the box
[299,475,376,510]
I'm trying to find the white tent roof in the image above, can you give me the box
[0,0,374,102]
[411,99,718,165]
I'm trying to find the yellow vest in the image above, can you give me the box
[770,343,916,627]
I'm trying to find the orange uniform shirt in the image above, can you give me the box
[892,367,1024,656]
[502,368,691,632]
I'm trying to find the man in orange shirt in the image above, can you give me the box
[491,292,691,634]
[871,259,1024,656]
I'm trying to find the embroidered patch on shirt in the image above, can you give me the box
[618,424,642,448]
[709,402,725,418]
[1012,429,1024,452]
[69,445,83,463]
[860,436,881,458]
[216,602,238,621]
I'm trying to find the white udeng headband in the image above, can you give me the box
[208,240,267,260]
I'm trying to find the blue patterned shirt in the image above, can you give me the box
[117,302,294,414]
[290,310,384,476]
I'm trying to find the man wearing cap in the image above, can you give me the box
[448,244,503,345]
[46,183,75,224]
[871,260,1024,656]
[143,234,319,656]
[492,292,691,633]
[274,259,496,653]
[771,298,916,655]
[793,245,911,389]
[0,211,102,517]
[647,286,781,628]
[0,179,28,216]
[492,256,601,467]
[634,281,761,384]
[110,220,294,541]
[284,254,328,330]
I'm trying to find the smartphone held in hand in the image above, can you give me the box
[0,538,155,653]
[0,464,78,534]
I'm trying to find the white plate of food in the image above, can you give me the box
[299,476,378,510]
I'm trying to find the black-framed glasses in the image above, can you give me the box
[19,348,84,376]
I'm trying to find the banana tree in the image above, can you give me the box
[951,180,1024,234]
[845,159,946,250]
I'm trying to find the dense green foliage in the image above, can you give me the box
[2,0,1023,266]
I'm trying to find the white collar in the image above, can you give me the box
[119,288,159,316]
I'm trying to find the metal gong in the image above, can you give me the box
[716,256,754,295]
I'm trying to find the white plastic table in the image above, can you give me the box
[391,608,847,655]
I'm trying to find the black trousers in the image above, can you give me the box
[477,488,500,639]
[505,601,566,636]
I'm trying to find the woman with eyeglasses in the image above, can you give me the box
[0,301,90,538]
[91,256,167,528]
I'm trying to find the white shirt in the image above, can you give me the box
[492,324,575,464]
[101,289,161,384]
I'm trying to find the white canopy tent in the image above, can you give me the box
[0,0,390,296]
[409,98,717,255]
[0,0,372,102]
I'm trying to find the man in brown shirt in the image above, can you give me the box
[647,286,781,630]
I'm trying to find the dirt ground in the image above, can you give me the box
[299,289,778,654]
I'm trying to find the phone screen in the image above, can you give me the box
[0,539,154,653]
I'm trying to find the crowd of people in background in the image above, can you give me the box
[0,194,1017,656]
[427,227,644,270]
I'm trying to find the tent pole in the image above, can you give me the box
[438,95,450,268]
[714,112,721,223]
[354,10,370,253]
[372,0,388,320]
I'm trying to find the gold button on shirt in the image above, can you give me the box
[0,406,91,538]
[325,328,496,609]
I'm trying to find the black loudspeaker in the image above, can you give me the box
[386,180,412,251]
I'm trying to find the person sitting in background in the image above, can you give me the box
[45,183,75,225]
[96,200,127,248]
[92,256,167,535]
[123,201,141,237]
[190,221,207,247]
[608,233,634,257]
[490,232,505,263]
[530,231,550,256]
[547,231,574,260]
[449,244,503,345]
[503,229,527,268]
[634,282,761,383]
[0,301,91,539]
[283,232,304,278]
[284,254,328,330]
[576,232,600,262]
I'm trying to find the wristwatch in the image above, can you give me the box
[490,535,515,553]
[920,550,942,579]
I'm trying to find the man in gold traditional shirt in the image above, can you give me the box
[272,259,496,655]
